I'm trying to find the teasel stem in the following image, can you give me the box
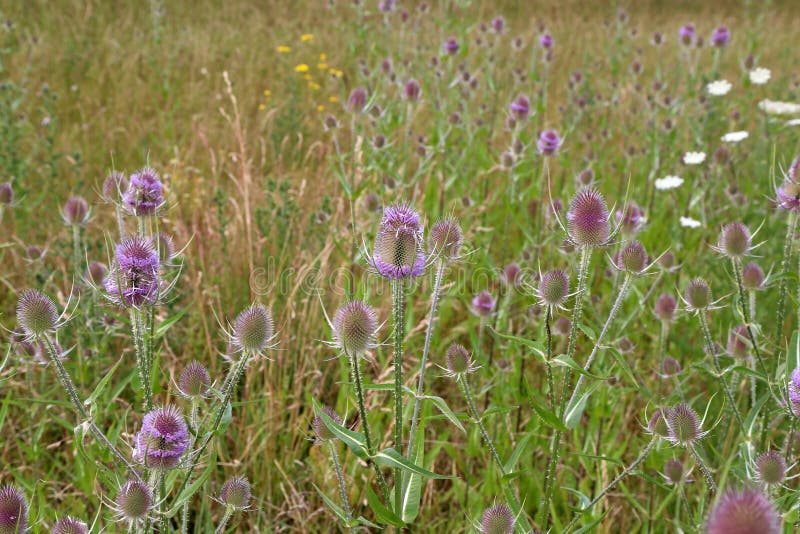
[115,203,126,239]
[71,224,82,279]
[567,273,632,411]
[406,261,445,460]
[732,258,768,379]
[658,320,668,360]
[391,279,406,512]
[41,335,143,483]
[129,308,153,411]
[689,444,717,493]
[181,398,201,534]
[564,438,656,532]
[698,311,745,432]
[775,212,796,343]
[214,507,233,534]
[347,346,391,503]
[329,440,353,525]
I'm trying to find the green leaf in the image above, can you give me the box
[527,382,567,432]
[490,329,547,359]
[728,365,767,382]
[578,323,598,342]
[564,384,599,429]
[573,509,609,533]
[168,462,213,514]
[607,347,639,389]
[504,433,533,473]
[155,308,187,338]
[84,356,125,407]
[366,486,405,527]
[312,483,350,525]
[552,354,607,380]
[313,404,368,460]
[401,431,424,523]
[374,448,452,479]
[421,395,465,432]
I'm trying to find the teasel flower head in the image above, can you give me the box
[331,300,378,355]
[727,325,751,359]
[443,36,459,55]
[62,196,89,226]
[715,222,752,258]
[614,240,648,274]
[509,95,530,121]
[500,262,522,288]
[663,459,685,484]
[658,251,677,272]
[102,170,128,202]
[371,204,426,279]
[706,488,781,534]
[615,202,645,235]
[646,408,670,438]
[86,261,108,287]
[0,485,27,534]
[0,183,13,206]
[403,78,421,102]
[539,32,553,49]
[754,450,787,486]
[443,344,478,378]
[775,178,800,212]
[177,361,211,399]
[312,405,343,442]
[428,218,463,262]
[347,87,368,113]
[16,289,60,339]
[537,129,562,156]
[537,269,570,309]
[231,304,275,354]
[479,503,515,534]
[787,368,800,417]
[471,290,496,317]
[566,187,610,247]
[654,293,677,323]
[683,278,712,312]
[114,480,152,524]
[661,357,682,377]
[104,236,162,308]
[219,476,252,511]
[665,403,707,446]
[741,262,765,291]
[678,23,695,45]
[710,25,730,48]
[122,167,164,216]
[52,516,88,534]
[133,405,190,469]
[153,233,176,264]
[553,316,571,336]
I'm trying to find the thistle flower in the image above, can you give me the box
[219,476,252,510]
[331,301,378,355]
[678,23,695,45]
[312,405,343,441]
[443,37,459,55]
[178,361,211,398]
[472,290,496,317]
[509,95,530,121]
[647,409,670,438]
[133,405,190,469]
[500,263,522,287]
[347,87,368,112]
[710,26,730,48]
[102,171,128,202]
[788,368,800,416]
[371,204,426,279]
[491,16,505,34]
[615,202,645,234]
[403,78,421,102]
[664,459,684,484]
[665,403,706,446]
[232,304,274,354]
[62,196,89,226]
[705,488,780,534]
[0,485,27,534]
[538,269,570,308]
[537,129,561,156]
[661,357,682,377]
[728,325,751,359]
[539,33,553,49]
[428,218,463,261]
[122,167,164,216]
[480,503,514,534]
[615,240,648,274]
[654,293,677,322]
[52,516,88,534]
[755,451,786,485]
[566,187,610,247]
[684,278,711,312]
[775,179,800,212]
[86,261,108,286]
[717,222,752,258]
[741,262,765,290]
[0,183,13,206]
[115,480,152,523]
[16,289,59,339]
[444,344,477,377]
[104,236,161,307]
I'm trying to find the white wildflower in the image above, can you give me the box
[721,131,748,143]
[655,176,684,190]
[706,79,732,96]
[749,67,770,85]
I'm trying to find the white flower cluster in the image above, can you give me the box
[759,99,800,115]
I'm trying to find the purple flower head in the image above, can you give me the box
[717,222,752,258]
[567,187,610,247]
[153,233,176,263]
[491,16,505,34]
[706,488,780,534]
[443,37,459,55]
[16,289,59,338]
[615,240,648,274]
[52,516,88,534]
[684,278,711,312]
[232,304,274,353]
[347,87,368,113]
[741,262,765,291]
[789,156,800,182]
[445,344,476,376]
[378,0,394,13]
[509,95,530,121]
[104,236,161,307]
[553,316,571,336]
[428,218,463,261]
[679,23,695,45]
[666,403,704,446]
[480,503,514,534]
[133,405,190,469]
[755,450,786,485]
[539,33,553,49]
[313,405,343,442]
[123,167,164,216]
[615,202,645,235]
[655,293,677,322]
[500,262,522,287]
[776,179,800,212]
[664,459,684,484]
[0,485,27,534]
[538,269,570,308]
[728,324,751,359]
[63,196,89,226]
[178,361,211,398]
[102,171,128,202]
[371,204,426,279]
[788,367,800,411]
[647,409,670,438]
[404,78,421,102]
[472,290,496,317]
[661,357,682,377]
[219,476,252,510]
[537,129,562,156]
[0,183,13,206]
[710,26,730,48]
[86,261,108,286]
[332,301,378,355]
[115,480,152,522]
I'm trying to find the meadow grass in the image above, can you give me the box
[1,0,800,532]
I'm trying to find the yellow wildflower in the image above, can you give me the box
[319,53,327,61]
[309,82,321,91]
[301,34,314,42]
[317,105,325,112]
[303,73,312,81]
[258,103,266,110]
[328,96,339,103]
[294,64,309,73]
[277,45,291,53]
[317,63,328,70]
[263,89,271,97]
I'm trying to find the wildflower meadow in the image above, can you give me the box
[2,1,800,532]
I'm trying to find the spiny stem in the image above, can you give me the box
[329,441,352,525]
[732,258,768,379]
[71,224,82,280]
[564,439,656,532]
[130,308,153,411]
[214,507,233,534]
[698,312,745,432]
[775,212,796,343]
[689,444,717,493]
[391,279,406,513]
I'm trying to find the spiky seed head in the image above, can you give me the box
[372,204,426,279]
[480,504,515,534]
[788,369,800,415]
[647,409,670,438]
[718,222,752,257]
[219,476,251,510]
[16,289,59,337]
[122,167,164,216]
[102,171,128,202]
[0,485,27,534]
[553,317,571,336]
[659,251,676,270]
[741,262,764,290]
[617,337,634,353]
[567,188,610,247]
[178,361,211,398]
[578,168,594,186]
[509,95,530,121]
[446,344,473,376]
[500,263,522,287]
[755,451,786,485]
[62,196,89,225]
[666,403,703,446]
[728,325,751,359]
[363,193,381,212]
[52,516,88,534]
[312,406,343,442]
[153,233,175,263]
[133,405,190,469]
[428,218,463,260]
[403,78,421,102]
[347,87,368,112]
[706,488,780,534]
[537,129,562,156]
[538,269,569,307]
[25,246,44,262]
[661,357,682,377]
[472,291,496,317]
[685,278,711,311]
[86,261,108,286]
[104,236,161,307]
[655,293,677,322]
[116,480,152,521]
[332,301,378,355]
[664,459,684,484]
[0,183,13,205]
[233,305,274,353]
[616,240,648,274]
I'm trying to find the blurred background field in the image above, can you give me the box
[1,0,800,532]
